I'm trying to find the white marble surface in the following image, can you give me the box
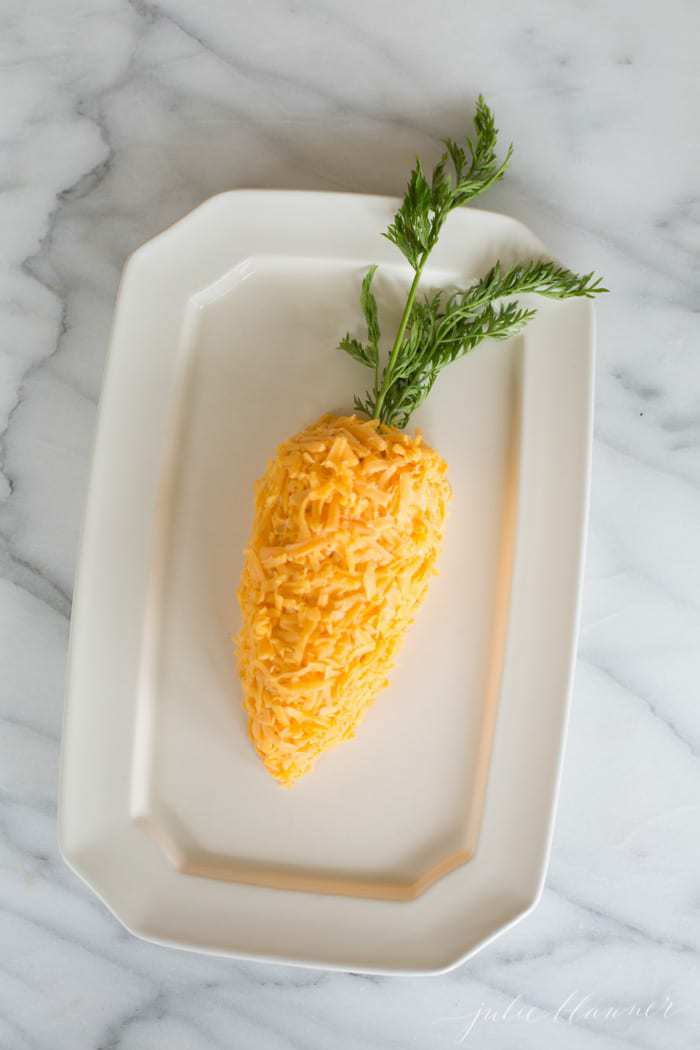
[1,0,699,1046]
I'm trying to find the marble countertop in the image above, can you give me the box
[2,1,699,1046]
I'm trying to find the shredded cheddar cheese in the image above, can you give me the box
[236,414,450,786]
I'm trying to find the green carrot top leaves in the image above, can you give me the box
[339,96,607,429]
[384,96,512,270]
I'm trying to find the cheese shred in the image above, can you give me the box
[236,414,450,786]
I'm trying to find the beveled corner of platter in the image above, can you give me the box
[134,807,479,902]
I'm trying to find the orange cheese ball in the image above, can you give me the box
[236,414,450,786]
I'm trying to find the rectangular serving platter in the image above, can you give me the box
[59,191,594,974]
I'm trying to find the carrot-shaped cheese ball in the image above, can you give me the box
[237,414,450,785]
[235,97,605,784]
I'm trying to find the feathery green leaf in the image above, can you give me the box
[338,97,607,427]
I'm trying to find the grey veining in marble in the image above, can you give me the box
[1,0,699,1047]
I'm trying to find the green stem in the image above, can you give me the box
[372,254,428,423]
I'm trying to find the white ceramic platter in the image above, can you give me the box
[59,191,594,974]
